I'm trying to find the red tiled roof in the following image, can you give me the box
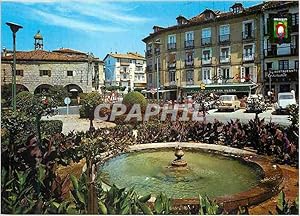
[52,48,87,55]
[1,50,103,63]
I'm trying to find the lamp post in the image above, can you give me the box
[6,22,23,112]
[154,41,161,103]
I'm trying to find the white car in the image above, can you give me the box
[275,92,297,113]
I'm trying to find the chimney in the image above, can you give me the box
[115,52,117,54]
[2,47,7,57]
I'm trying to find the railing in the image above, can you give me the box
[146,65,152,72]
[201,37,212,46]
[291,25,298,32]
[185,60,194,68]
[219,55,231,63]
[201,57,212,65]
[168,62,176,69]
[185,79,194,85]
[146,50,152,57]
[264,45,298,57]
[242,30,255,40]
[184,40,194,49]
[154,48,160,54]
[219,34,230,43]
[243,53,255,61]
[167,43,176,50]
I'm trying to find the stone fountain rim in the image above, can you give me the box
[101,142,284,211]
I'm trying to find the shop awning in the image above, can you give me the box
[182,83,257,94]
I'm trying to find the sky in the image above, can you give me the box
[2,0,262,60]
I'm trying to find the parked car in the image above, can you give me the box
[217,95,240,111]
[246,94,266,113]
[275,92,297,114]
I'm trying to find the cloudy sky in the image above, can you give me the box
[2,0,261,59]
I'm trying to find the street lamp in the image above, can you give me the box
[6,22,23,112]
[153,41,161,103]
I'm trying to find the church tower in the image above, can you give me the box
[34,30,43,50]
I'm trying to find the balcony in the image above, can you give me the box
[154,47,160,54]
[167,43,176,51]
[219,55,231,64]
[185,79,194,86]
[146,65,153,72]
[185,60,194,68]
[184,40,194,49]
[168,62,176,69]
[242,30,255,40]
[201,57,212,65]
[243,53,255,62]
[201,37,212,46]
[146,50,152,57]
[264,45,298,57]
[219,34,230,44]
[292,25,298,32]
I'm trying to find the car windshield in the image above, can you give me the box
[279,94,294,100]
[220,96,233,101]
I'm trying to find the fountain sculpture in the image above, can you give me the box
[171,146,187,167]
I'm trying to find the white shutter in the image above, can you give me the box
[252,66,258,83]
[240,67,245,82]
[217,68,222,84]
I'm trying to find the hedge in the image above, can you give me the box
[40,120,63,135]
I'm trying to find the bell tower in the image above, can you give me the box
[34,30,43,50]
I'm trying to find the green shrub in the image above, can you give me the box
[79,92,103,118]
[16,91,34,112]
[122,91,147,113]
[40,120,63,135]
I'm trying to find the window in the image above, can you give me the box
[136,66,143,71]
[292,13,299,26]
[185,51,194,65]
[168,35,176,44]
[67,70,73,76]
[169,71,176,83]
[295,61,299,69]
[40,70,51,77]
[201,28,211,45]
[202,50,211,61]
[148,73,153,84]
[220,47,230,62]
[185,31,194,41]
[219,25,230,42]
[222,68,231,79]
[147,43,152,51]
[243,44,255,61]
[279,60,289,70]
[16,70,24,76]
[243,21,254,38]
[186,70,194,84]
[202,68,211,84]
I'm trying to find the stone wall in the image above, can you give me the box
[1,61,99,93]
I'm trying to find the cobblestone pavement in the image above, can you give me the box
[42,114,116,134]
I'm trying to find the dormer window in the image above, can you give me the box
[176,15,188,26]
[231,3,244,14]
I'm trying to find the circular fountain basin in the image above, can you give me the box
[100,143,283,210]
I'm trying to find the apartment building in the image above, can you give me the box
[103,52,147,91]
[142,1,298,100]
[261,1,299,98]
[1,31,104,96]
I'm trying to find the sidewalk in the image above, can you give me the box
[42,114,116,134]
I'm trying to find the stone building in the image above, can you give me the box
[142,1,298,100]
[261,1,299,98]
[103,52,147,91]
[1,31,104,97]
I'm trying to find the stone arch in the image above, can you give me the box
[16,84,30,93]
[34,84,53,94]
[64,84,83,98]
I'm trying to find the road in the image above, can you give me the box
[205,108,290,126]
[57,106,80,115]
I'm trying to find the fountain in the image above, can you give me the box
[171,146,188,168]
[100,143,283,210]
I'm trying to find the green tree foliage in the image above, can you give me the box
[16,91,34,112]
[123,91,147,112]
[48,85,70,106]
[79,92,103,118]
